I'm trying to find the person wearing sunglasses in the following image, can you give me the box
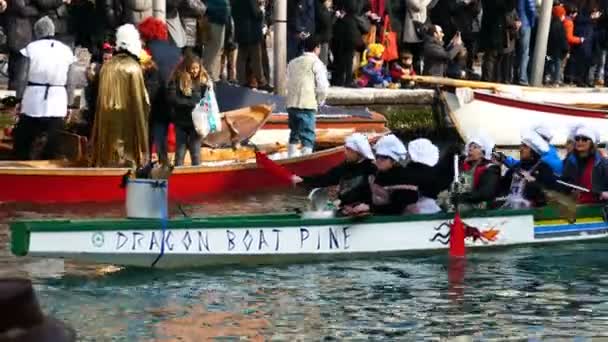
[498,130,558,209]
[451,134,501,210]
[561,126,608,203]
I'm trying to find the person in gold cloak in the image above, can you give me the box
[91,24,150,167]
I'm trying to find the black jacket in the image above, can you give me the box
[371,165,419,215]
[547,16,568,59]
[302,158,376,207]
[479,0,510,51]
[6,0,38,51]
[288,0,316,35]
[459,160,501,205]
[315,0,334,43]
[331,0,366,52]
[405,161,448,199]
[168,79,207,129]
[34,0,70,39]
[499,159,557,207]
[230,0,264,45]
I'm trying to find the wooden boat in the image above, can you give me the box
[0,147,345,204]
[409,75,608,106]
[202,105,271,148]
[250,126,391,149]
[261,111,388,132]
[10,205,608,268]
[442,88,608,147]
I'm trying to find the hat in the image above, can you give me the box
[553,5,566,18]
[521,129,550,155]
[574,125,600,144]
[33,16,55,39]
[345,133,375,160]
[407,138,439,167]
[567,124,584,143]
[532,125,553,142]
[465,133,495,160]
[138,17,168,42]
[0,278,76,342]
[374,134,408,162]
[115,24,142,58]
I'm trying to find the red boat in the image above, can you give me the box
[0,147,345,204]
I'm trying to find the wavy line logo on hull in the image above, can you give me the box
[430,220,503,245]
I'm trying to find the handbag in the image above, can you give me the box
[192,82,222,137]
[381,16,399,62]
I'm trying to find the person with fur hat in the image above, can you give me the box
[12,16,77,160]
[502,125,564,176]
[498,130,559,209]
[452,133,501,210]
[292,133,377,215]
[561,125,608,203]
[347,134,420,216]
[91,23,150,167]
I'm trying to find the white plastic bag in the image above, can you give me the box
[192,82,222,137]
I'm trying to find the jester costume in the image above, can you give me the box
[91,25,150,167]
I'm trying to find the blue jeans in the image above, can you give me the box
[287,108,316,148]
[545,57,562,84]
[517,26,532,84]
[175,126,201,166]
[151,121,169,165]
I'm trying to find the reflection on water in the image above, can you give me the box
[2,192,608,340]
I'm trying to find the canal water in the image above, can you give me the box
[2,192,608,341]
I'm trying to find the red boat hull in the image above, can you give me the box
[0,148,345,204]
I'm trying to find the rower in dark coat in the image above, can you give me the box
[293,133,376,213]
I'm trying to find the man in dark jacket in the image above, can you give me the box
[203,0,230,81]
[315,0,333,65]
[288,0,316,61]
[423,25,464,76]
[331,0,366,86]
[546,6,568,85]
[230,0,272,91]
[480,0,510,82]
[6,0,39,91]
[449,0,482,73]
[34,0,72,46]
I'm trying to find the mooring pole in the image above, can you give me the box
[530,0,553,86]
[273,0,287,95]
[153,0,166,20]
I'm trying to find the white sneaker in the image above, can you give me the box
[288,144,300,158]
[301,147,313,155]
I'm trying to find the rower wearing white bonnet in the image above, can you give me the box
[502,125,563,176]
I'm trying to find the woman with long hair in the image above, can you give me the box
[168,53,210,166]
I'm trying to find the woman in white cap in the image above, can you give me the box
[453,133,501,210]
[292,133,377,214]
[348,134,419,216]
[498,130,558,209]
[562,125,608,203]
[403,138,443,214]
[502,125,563,176]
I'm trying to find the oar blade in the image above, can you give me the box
[255,151,294,185]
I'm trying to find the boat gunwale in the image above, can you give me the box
[203,104,272,148]
[0,146,345,176]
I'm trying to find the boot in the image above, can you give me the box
[288,144,300,158]
[301,146,313,155]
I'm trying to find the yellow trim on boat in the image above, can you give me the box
[535,217,604,226]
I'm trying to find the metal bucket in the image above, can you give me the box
[125,179,168,219]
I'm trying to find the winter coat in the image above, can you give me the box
[403,0,438,43]
[422,37,463,76]
[571,13,594,63]
[563,17,582,47]
[168,79,207,129]
[499,158,557,207]
[205,0,229,25]
[33,0,70,38]
[516,0,536,29]
[301,158,377,207]
[123,0,152,25]
[458,160,501,206]
[502,8,520,54]
[479,0,510,51]
[5,0,39,51]
[562,151,608,195]
[370,164,420,215]
[404,161,446,199]
[315,0,334,43]
[147,40,182,123]
[230,0,263,46]
[505,145,563,176]
[547,16,569,59]
[96,0,122,31]
[180,0,206,47]
[331,0,366,51]
[449,0,482,41]
[288,0,315,35]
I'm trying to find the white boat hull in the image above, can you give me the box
[20,212,608,268]
[444,89,608,146]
